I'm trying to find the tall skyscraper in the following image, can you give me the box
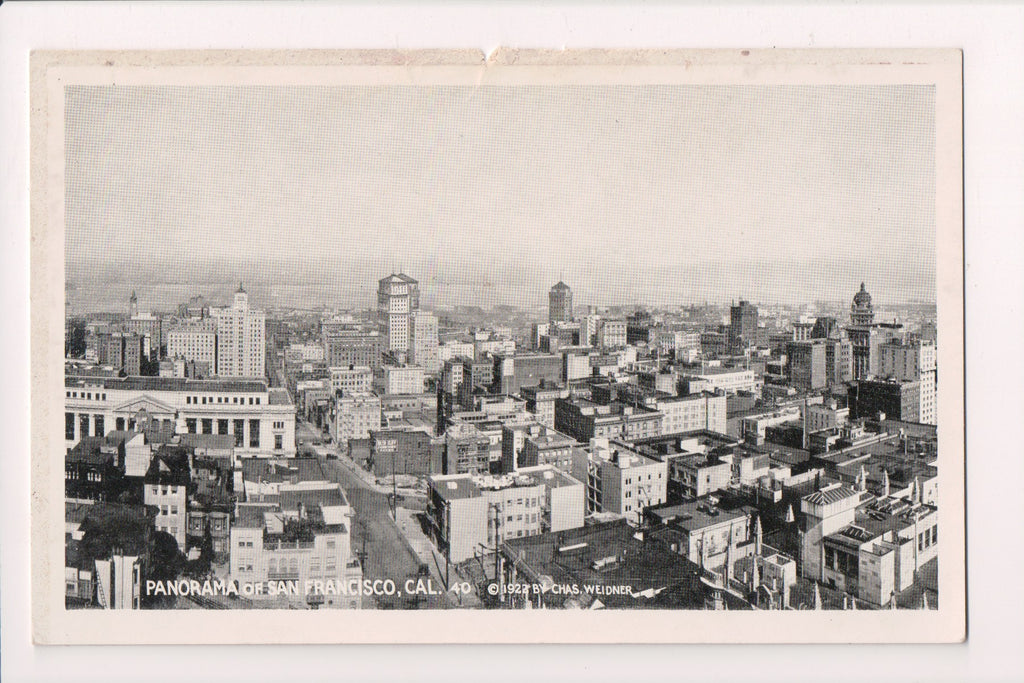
[128,290,139,318]
[377,273,420,355]
[878,338,937,425]
[549,281,573,324]
[409,310,440,375]
[729,300,758,354]
[211,283,266,378]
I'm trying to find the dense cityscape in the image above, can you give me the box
[63,274,939,611]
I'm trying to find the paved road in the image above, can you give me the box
[316,447,446,610]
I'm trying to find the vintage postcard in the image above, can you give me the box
[31,48,964,643]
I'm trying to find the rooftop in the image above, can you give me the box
[500,519,705,608]
[268,388,292,405]
[179,433,235,451]
[803,483,860,507]
[648,499,749,532]
[66,437,119,466]
[144,447,191,486]
[65,375,268,393]
[279,483,348,512]
[241,458,327,485]
[430,466,581,501]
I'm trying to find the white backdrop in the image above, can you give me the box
[2,3,1022,681]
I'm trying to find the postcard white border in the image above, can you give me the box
[4,2,1022,680]
[29,47,964,646]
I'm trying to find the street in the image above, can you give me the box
[312,440,447,610]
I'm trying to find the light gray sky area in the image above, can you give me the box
[65,84,935,313]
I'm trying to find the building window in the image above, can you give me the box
[218,419,229,435]
[94,415,104,437]
[249,420,260,447]
[65,412,75,440]
[202,418,213,435]
[186,418,197,434]
[79,414,90,438]
[275,435,283,450]
[234,419,245,447]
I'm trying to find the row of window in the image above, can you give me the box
[501,513,538,524]
[158,505,180,516]
[149,485,181,496]
[66,391,107,400]
[624,472,663,485]
[66,470,103,481]
[66,413,104,440]
[186,395,261,405]
[918,524,938,551]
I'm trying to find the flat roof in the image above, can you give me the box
[649,500,748,531]
[66,375,268,393]
[429,476,480,501]
[268,388,293,405]
[241,458,327,485]
[500,519,705,608]
[279,484,347,512]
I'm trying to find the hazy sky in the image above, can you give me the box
[65,84,935,313]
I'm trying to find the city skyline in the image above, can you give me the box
[65,84,936,313]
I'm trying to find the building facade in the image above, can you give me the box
[333,393,382,448]
[211,285,266,378]
[570,439,668,522]
[377,273,420,355]
[167,318,218,370]
[64,375,296,457]
[878,339,937,425]
[729,300,759,354]
[548,281,573,324]
[426,466,585,563]
[409,311,440,375]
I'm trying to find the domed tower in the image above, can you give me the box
[850,282,874,326]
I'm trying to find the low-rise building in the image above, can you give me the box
[369,428,443,478]
[143,446,192,551]
[645,499,753,575]
[377,364,425,395]
[426,465,585,563]
[64,375,296,457]
[332,393,382,448]
[554,396,663,443]
[848,378,922,423]
[520,382,569,429]
[570,439,668,522]
[444,422,493,475]
[818,496,938,607]
[229,487,360,610]
[329,365,373,396]
[679,367,759,396]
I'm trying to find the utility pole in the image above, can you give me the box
[493,503,502,605]
[391,448,398,521]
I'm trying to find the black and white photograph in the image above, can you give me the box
[29,48,965,644]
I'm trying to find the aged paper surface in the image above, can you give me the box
[32,48,964,644]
